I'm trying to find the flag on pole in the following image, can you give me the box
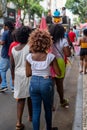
[15,9,21,28]
[40,13,47,30]
[33,20,37,28]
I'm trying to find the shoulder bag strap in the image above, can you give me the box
[54,44,64,58]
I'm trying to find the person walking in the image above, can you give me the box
[26,29,61,130]
[75,28,87,74]
[49,24,71,108]
[0,20,14,92]
[10,26,32,130]
[68,27,76,56]
[46,9,53,29]
[73,25,79,40]
[8,29,20,92]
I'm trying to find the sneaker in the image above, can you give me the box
[0,87,8,92]
[11,89,14,93]
[52,127,58,130]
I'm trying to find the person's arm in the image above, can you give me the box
[26,60,32,77]
[10,54,15,85]
[74,38,81,46]
[0,40,5,45]
[77,38,81,46]
[0,31,7,45]
[52,58,61,76]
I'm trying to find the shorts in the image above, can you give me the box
[80,48,87,56]
[69,42,74,49]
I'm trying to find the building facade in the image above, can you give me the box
[40,0,66,14]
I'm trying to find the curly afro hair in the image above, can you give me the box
[28,29,53,52]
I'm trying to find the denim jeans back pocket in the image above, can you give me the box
[40,78,53,94]
[29,77,40,95]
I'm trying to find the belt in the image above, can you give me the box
[32,75,51,79]
[43,76,51,79]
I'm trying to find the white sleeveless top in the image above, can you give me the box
[12,44,30,99]
[26,53,55,77]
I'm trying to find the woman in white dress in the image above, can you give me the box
[10,26,32,130]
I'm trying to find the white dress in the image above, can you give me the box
[12,44,30,99]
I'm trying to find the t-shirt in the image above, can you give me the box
[73,29,79,40]
[52,38,69,59]
[26,53,55,77]
[68,31,76,42]
[8,41,19,56]
[1,30,13,58]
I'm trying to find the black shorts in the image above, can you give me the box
[69,42,74,49]
[69,42,73,47]
[80,48,87,56]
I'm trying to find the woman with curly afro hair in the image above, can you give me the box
[26,29,61,130]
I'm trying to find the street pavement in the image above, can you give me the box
[0,55,85,130]
[83,74,87,130]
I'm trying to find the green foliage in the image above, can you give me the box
[7,0,44,20]
[30,3,44,17]
[65,0,87,23]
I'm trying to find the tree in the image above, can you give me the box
[7,0,44,23]
[0,0,7,17]
[65,0,87,23]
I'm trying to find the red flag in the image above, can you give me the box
[15,9,21,28]
[40,15,47,30]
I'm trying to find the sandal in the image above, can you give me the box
[80,70,83,74]
[84,72,87,74]
[61,99,69,108]
[52,127,58,130]
[52,106,55,111]
[16,123,25,130]
[28,116,32,122]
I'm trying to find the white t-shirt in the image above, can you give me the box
[52,38,69,58]
[26,53,55,77]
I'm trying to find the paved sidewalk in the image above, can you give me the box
[50,56,79,130]
[0,56,84,130]
[72,73,87,130]
[83,74,87,130]
[72,74,83,130]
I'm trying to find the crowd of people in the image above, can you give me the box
[0,17,87,130]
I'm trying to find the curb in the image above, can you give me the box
[72,74,83,130]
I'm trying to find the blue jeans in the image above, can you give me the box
[0,57,10,88]
[10,75,14,90]
[29,76,54,130]
[0,57,14,89]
